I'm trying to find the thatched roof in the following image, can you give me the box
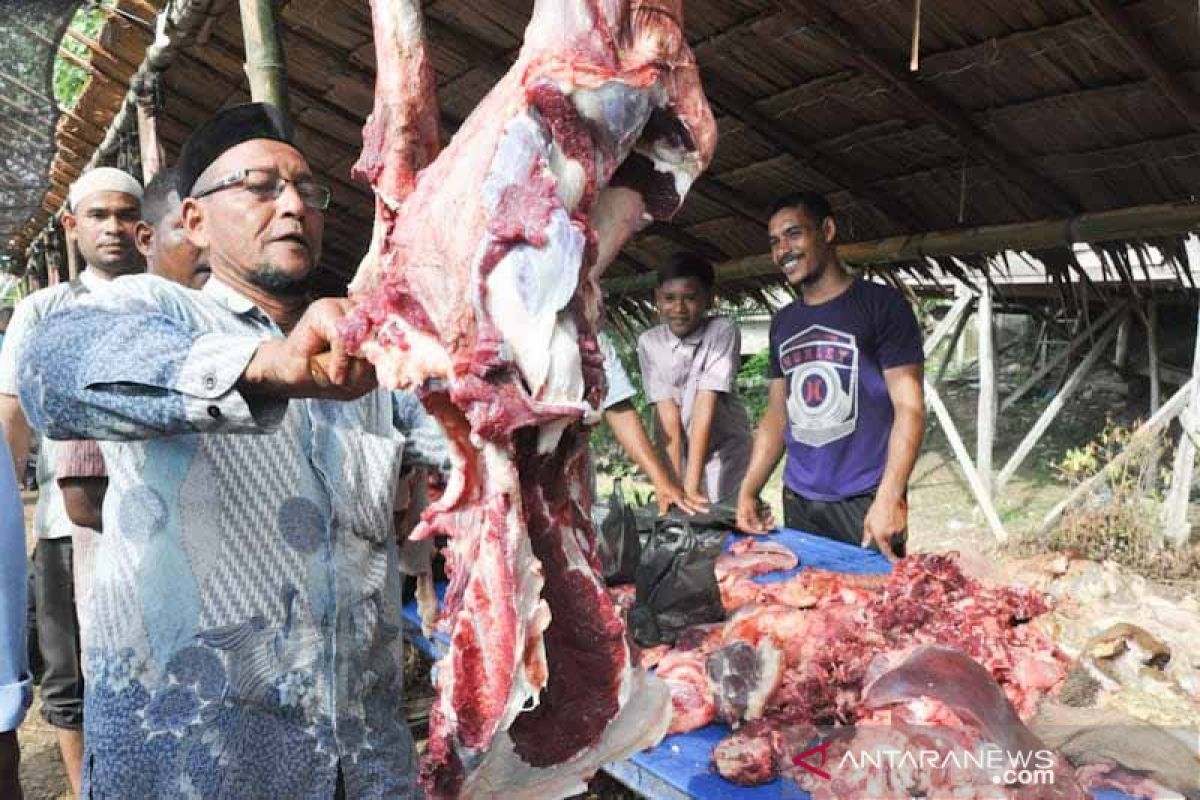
[13,0,1200,300]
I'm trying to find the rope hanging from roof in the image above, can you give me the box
[910,0,922,72]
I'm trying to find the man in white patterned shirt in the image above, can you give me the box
[18,104,444,799]
[0,166,144,795]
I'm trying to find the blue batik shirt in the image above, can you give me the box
[17,275,447,799]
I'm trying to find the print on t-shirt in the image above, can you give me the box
[778,324,859,448]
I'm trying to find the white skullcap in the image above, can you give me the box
[68,167,143,211]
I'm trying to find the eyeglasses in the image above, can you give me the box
[192,168,331,210]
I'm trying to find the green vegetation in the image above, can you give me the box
[52,5,106,110]
[1020,421,1200,580]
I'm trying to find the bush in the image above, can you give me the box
[1022,421,1200,580]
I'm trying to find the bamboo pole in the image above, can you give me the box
[976,279,996,499]
[996,317,1122,491]
[935,298,975,385]
[238,0,292,135]
[603,202,1200,295]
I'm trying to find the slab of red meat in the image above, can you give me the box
[702,554,1072,788]
[343,2,716,797]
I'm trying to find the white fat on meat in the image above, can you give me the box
[460,668,670,800]
[360,319,454,391]
[484,217,583,394]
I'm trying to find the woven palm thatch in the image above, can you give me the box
[12,0,1200,302]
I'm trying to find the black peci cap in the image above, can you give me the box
[176,102,293,196]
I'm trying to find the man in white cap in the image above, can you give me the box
[0,165,143,795]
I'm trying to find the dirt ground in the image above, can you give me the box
[13,352,1186,799]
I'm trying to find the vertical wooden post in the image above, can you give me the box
[976,278,997,499]
[1113,311,1131,368]
[64,224,79,280]
[134,72,165,182]
[1163,294,1200,545]
[238,0,292,135]
[1147,298,1161,413]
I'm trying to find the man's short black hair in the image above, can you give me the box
[768,191,834,225]
[657,251,715,291]
[142,168,181,228]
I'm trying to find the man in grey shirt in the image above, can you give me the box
[637,253,753,505]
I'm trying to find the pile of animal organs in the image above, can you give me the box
[637,549,1079,792]
[341,1,715,797]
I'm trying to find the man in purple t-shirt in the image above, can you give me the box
[736,191,925,559]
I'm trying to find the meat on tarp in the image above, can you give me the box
[341,1,716,797]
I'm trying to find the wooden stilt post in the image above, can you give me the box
[1113,311,1131,368]
[1162,256,1200,545]
[996,316,1123,491]
[925,380,1007,542]
[1147,298,1161,413]
[976,278,997,499]
[238,0,292,134]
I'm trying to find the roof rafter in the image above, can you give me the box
[699,68,924,229]
[778,0,1082,216]
[1081,0,1200,132]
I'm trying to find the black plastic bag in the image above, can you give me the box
[597,479,641,586]
[628,506,737,647]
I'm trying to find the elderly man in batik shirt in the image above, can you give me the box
[17,103,445,799]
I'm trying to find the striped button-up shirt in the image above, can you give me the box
[18,275,445,799]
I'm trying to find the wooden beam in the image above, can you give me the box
[1113,310,1132,368]
[923,290,973,357]
[976,279,996,498]
[1147,298,1161,412]
[238,0,293,132]
[603,202,1200,294]
[1162,239,1200,544]
[1041,378,1193,533]
[996,315,1122,490]
[934,293,976,385]
[925,380,1008,541]
[1002,302,1128,412]
[64,28,140,74]
[1082,0,1200,132]
[778,0,1081,216]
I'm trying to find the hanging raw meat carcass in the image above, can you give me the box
[341,1,716,797]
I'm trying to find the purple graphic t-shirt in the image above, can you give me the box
[768,279,923,501]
